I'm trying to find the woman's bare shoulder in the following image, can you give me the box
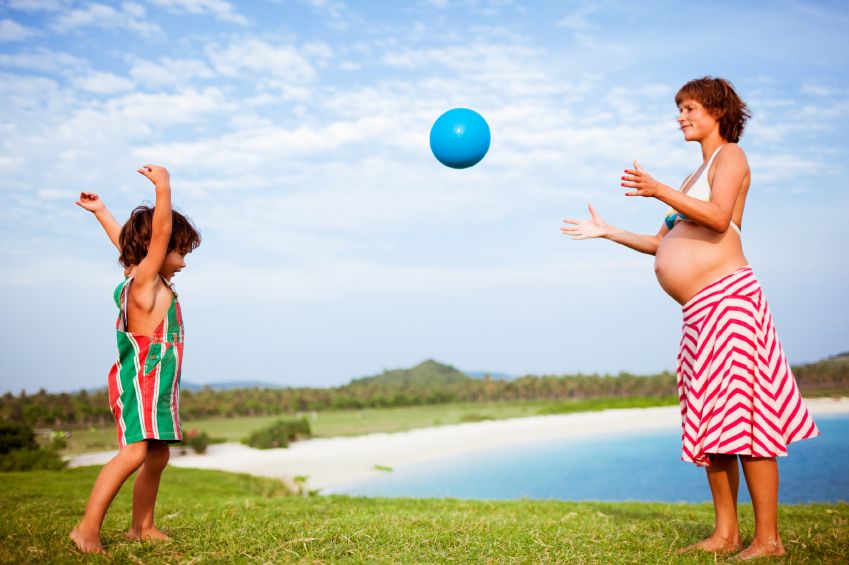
[720,143,748,161]
[717,143,749,172]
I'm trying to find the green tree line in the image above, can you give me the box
[2,354,847,428]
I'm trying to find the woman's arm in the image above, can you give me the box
[621,145,749,233]
[75,192,122,250]
[562,203,668,256]
[130,165,172,312]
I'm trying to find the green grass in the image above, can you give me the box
[537,396,679,415]
[1,467,847,563]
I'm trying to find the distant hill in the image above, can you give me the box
[791,351,849,393]
[465,370,513,381]
[181,381,283,392]
[345,359,471,389]
[823,352,849,363]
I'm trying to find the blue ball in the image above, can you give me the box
[429,108,491,169]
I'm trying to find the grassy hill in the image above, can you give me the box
[2,467,846,563]
[793,351,849,394]
[346,359,470,389]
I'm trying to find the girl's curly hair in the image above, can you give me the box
[675,76,752,143]
[119,206,201,268]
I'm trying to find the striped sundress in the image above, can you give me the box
[107,276,184,448]
[677,266,818,467]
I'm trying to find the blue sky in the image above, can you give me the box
[1,0,847,393]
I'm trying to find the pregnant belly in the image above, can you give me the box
[655,223,747,305]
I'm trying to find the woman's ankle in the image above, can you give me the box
[712,526,741,542]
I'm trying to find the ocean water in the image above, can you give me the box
[338,414,849,503]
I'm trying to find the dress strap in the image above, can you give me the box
[118,277,134,332]
[730,220,742,235]
[679,172,694,191]
[159,274,178,299]
[704,144,725,170]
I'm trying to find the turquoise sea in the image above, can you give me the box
[338,414,849,503]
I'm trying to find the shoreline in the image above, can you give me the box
[68,397,849,491]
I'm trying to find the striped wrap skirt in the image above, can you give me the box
[676,266,818,466]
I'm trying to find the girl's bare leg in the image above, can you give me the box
[70,442,149,553]
[677,453,743,554]
[127,440,171,541]
[733,456,785,560]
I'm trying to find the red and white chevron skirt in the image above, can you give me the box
[677,266,818,466]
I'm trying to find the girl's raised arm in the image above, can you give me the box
[130,165,172,311]
[76,192,122,250]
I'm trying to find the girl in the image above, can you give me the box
[70,165,201,553]
[562,77,818,560]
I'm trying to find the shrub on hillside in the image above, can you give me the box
[0,422,67,471]
[183,429,210,454]
[0,447,67,472]
[0,422,37,454]
[48,430,69,450]
[243,418,311,450]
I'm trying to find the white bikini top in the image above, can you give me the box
[665,144,741,235]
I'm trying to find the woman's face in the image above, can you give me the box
[677,98,718,142]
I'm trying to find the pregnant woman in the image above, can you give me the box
[562,77,818,560]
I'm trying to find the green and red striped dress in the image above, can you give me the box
[107,277,184,447]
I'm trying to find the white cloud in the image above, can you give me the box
[57,87,229,141]
[800,83,834,97]
[6,0,67,11]
[0,155,24,171]
[207,37,324,84]
[74,70,135,95]
[134,114,393,171]
[50,2,162,36]
[150,0,249,26]
[556,3,599,30]
[0,18,40,41]
[303,0,352,30]
[0,47,85,73]
[338,60,362,71]
[129,57,215,87]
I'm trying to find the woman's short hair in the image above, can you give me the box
[119,206,201,268]
[675,77,751,143]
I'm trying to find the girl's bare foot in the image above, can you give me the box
[126,526,171,542]
[70,527,103,553]
[675,533,743,555]
[730,538,786,561]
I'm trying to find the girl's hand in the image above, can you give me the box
[137,164,170,188]
[621,161,660,197]
[75,191,106,213]
[561,203,609,240]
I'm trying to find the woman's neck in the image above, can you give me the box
[699,133,726,163]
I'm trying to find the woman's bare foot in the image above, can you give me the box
[126,526,171,542]
[70,527,103,553]
[675,533,743,555]
[729,538,786,561]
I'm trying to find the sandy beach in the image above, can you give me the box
[69,398,849,491]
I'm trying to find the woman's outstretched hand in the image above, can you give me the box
[562,203,609,240]
[621,161,661,197]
